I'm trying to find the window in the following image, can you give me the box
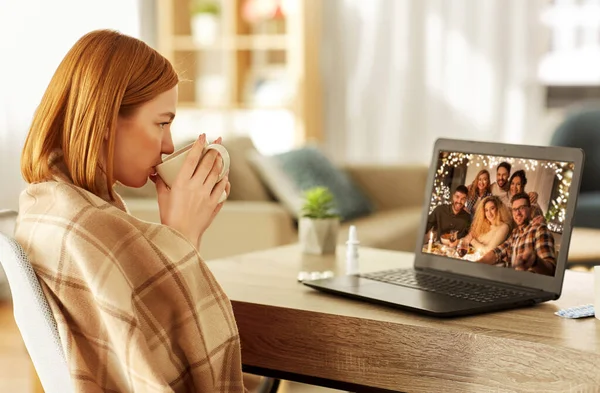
[539,0,600,107]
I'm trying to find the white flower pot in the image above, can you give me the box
[191,14,219,45]
[299,217,340,255]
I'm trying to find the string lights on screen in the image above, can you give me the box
[429,152,574,233]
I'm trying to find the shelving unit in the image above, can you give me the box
[155,0,322,153]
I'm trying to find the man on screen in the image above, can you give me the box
[476,192,556,276]
[425,185,471,247]
[490,162,512,206]
[491,161,538,208]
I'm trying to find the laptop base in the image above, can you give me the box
[303,274,551,318]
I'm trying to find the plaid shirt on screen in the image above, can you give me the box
[464,189,491,216]
[492,219,557,276]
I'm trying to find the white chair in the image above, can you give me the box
[0,209,17,237]
[0,212,74,393]
[0,209,17,300]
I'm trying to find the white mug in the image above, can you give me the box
[156,142,230,203]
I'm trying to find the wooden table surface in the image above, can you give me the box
[207,244,600,392]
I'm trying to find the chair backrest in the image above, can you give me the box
[0,210,17,300]
[0,209,17,236]
[0,230,74,393]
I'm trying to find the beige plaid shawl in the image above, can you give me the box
[14,152,246,392]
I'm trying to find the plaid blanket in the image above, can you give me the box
[14,152,246,392]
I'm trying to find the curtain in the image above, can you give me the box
[320,0,547,165]
[0,0,141,211]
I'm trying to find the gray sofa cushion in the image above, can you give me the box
[274,147,375,221]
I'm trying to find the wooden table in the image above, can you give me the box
[207,244,600,392]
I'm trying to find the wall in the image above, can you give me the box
[0,0,141,213]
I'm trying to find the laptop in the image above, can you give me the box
[303,138,585,317]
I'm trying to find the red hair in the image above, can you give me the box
[21,29,178,199]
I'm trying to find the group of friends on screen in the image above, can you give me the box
[425,161,557,276]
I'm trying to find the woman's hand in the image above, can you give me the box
[152,134,230,248]
[528,191,538,205]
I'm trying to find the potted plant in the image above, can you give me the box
[190,0,221,45]
[298,186,340,255]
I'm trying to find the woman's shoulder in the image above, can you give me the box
[14,182,204,318]
[21,180,100,208]
[19,181,127,226]
[490,221,509,230]
[17,181,184,248]
[495,222,510,233]
[16,181,197,275]
[19,181,126,233]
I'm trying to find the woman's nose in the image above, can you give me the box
[163,143,174,155]
[162,132,175,155]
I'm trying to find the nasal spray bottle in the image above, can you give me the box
[345,225,360,275]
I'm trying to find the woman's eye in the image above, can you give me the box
[159,122,171,130]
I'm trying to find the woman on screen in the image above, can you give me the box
[465,169,492,216]
[464,195,511,254]
[509,170,544,219]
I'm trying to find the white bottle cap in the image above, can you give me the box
[347,225,359,244]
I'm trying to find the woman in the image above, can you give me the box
[463,195,511,254]
[509,170,544,219]
[14,30,245,392]
[465,169,492,215]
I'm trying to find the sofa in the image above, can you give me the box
[116,137,429,260]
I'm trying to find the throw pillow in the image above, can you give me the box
[246,151,304,216]
[248,147,374,221]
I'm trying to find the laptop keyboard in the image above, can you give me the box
[359,269,535,303]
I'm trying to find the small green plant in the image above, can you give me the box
[301,187,339,219]
[190,0,220,15]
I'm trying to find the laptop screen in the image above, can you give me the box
[421,150,576,278]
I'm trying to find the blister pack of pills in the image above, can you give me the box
[297,270,334,282]
[554,304,595,319]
